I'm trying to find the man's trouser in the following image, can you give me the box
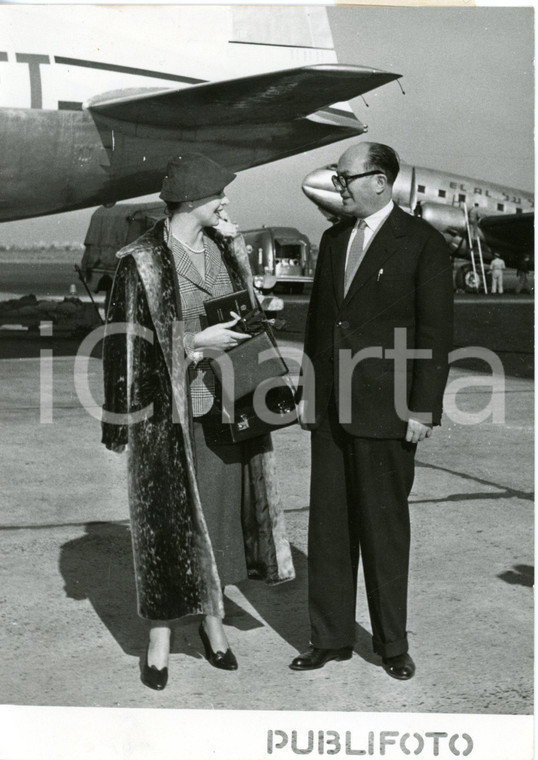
[308,399,416,658]
[491,271,503,293]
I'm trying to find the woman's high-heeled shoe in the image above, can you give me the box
[199,621,238,671]
[142,645,169,690]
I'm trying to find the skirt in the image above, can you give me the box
[193,417,247,587]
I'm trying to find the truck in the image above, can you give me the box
[242,226,316,294]
[80,202,165,305]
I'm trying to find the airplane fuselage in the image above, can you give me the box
[393,164,533,217]
[303,163,533,219]
[302,163,534,265]
[2,105,336,221]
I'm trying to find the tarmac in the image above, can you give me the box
[0,333,533,714]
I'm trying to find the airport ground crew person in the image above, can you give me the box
[490,253,506,294]
[516,255,532,294]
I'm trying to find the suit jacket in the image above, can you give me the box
[302,204,454,438]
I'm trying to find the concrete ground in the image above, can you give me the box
[0,337,533,713]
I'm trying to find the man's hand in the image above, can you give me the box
[405,418,432,444]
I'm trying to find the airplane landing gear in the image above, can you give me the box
[455,264,487,293]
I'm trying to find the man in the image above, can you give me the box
[490,252,506,294]
[290,143,453,679]
[516,254,532,294]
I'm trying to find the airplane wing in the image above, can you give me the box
[85,64,400,128]
[479,211,534,248]
[478,211,534,260]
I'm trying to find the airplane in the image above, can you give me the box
[302,162,534,291]
[0,5,401,224]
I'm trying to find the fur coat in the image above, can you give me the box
[102,218,295,621]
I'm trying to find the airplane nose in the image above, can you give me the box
[302,167,346,217]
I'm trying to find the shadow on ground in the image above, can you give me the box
[237,545,378,664]
[497,564,534,588]
[60,522,151,657]
[59,525,378,666]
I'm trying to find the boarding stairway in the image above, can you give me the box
[460,201,488,294]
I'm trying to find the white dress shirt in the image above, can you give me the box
[345,200,394,268]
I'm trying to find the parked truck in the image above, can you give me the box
[242,226,316,294]
[80,202,164,304]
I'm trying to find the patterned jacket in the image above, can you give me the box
[168,229,235,417]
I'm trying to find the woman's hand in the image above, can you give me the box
[213,210,240,238]
[193,314,249,351]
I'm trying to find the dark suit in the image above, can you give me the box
[302,204,453,657]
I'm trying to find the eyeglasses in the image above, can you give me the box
[332,171,383,191]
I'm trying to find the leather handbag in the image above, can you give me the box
[204,291,289,401]
[209,329,289,401]
[203,290,297,443]
[202,378,297,445]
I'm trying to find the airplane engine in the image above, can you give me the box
[415,202,467,236]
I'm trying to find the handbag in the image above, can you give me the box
[209,329,289,401]
[202,289,297,443]
[202,377,298,445]
[204,291,289,402]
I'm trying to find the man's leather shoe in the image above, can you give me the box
[289,645,352,671]
[382,653,415,680]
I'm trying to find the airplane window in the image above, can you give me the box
[417,185,425,193]
[438,190,446,198]
[458,194,466,202]
[497,203,504,212]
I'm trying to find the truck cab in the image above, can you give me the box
[243,226,315,294]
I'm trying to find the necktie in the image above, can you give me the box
[344,219,368,295]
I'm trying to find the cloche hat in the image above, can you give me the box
[159,153,236,203]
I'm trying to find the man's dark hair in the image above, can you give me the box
[365,143,400,185]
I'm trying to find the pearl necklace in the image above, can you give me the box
[175,237,205,254]
[166,219,205,253]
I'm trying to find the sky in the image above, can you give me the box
[0,5,534,246]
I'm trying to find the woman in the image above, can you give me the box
[102,153,295,690]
